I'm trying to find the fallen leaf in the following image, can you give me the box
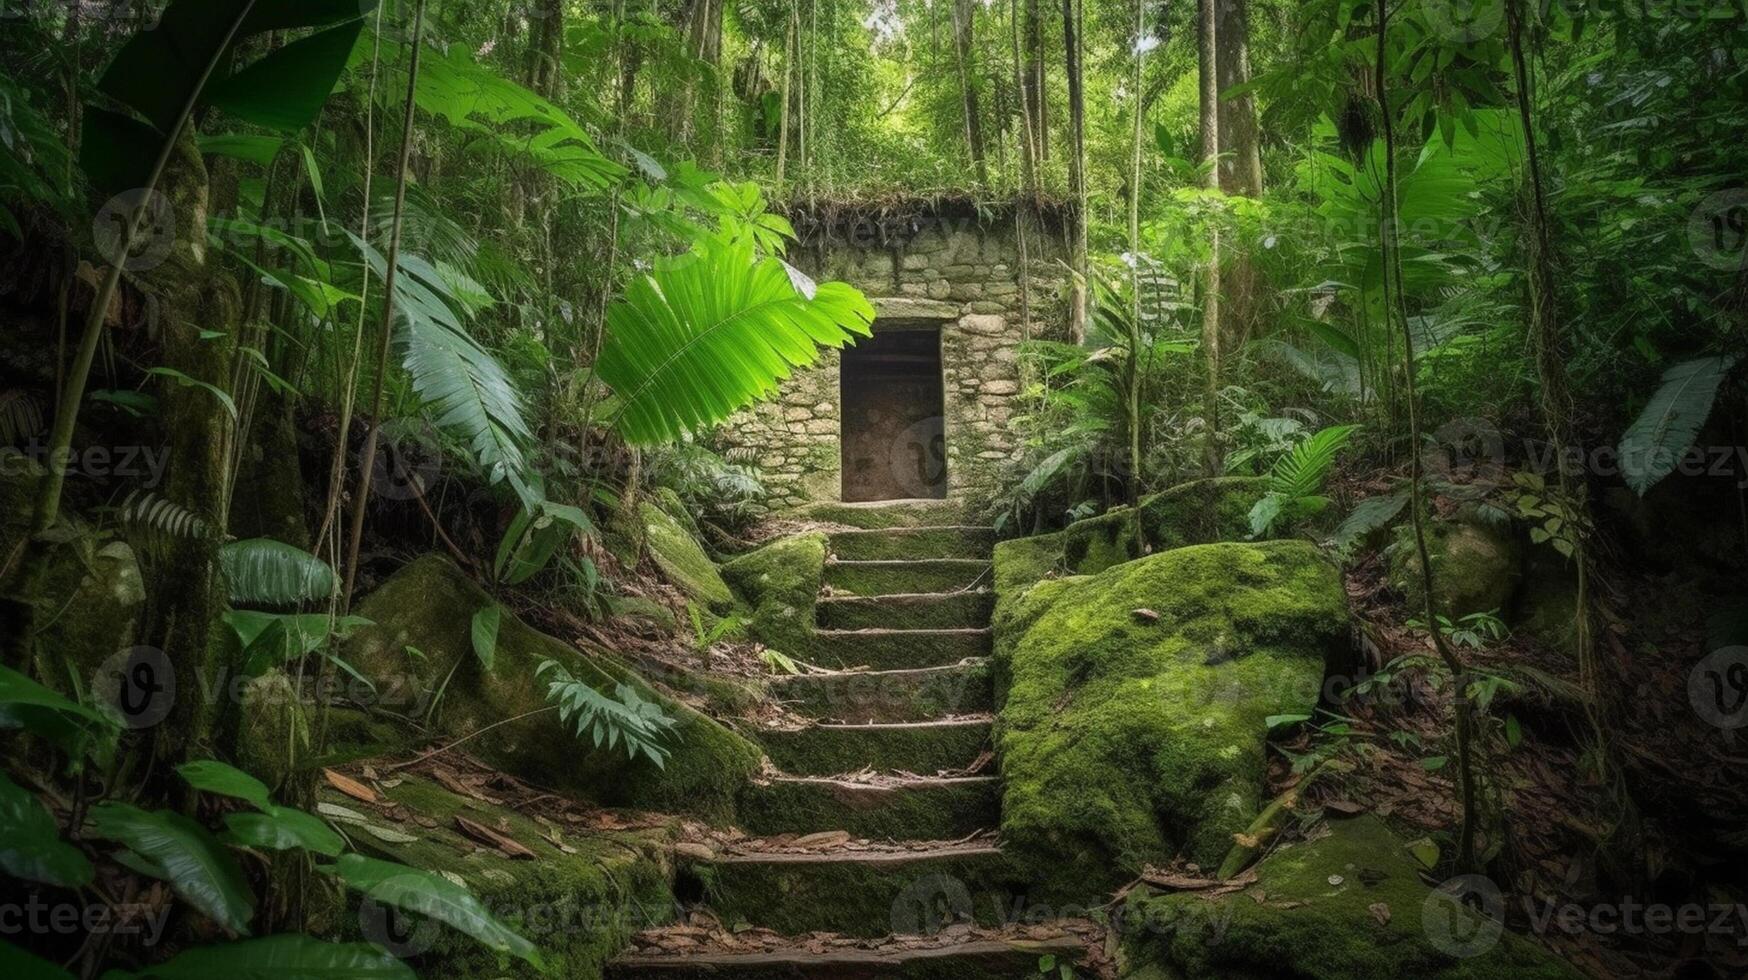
[1368,902,1391,926]
[1132,608,1160,623]
[455,816,536,860]
[324,769,378,804]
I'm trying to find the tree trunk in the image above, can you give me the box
[953,0,989,184]
[1025,0,1047,163]
[1063,0,1088,341]
[1197,0,1221,468]
[1215,0,1262,196]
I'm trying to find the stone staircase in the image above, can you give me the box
[609,503,1096,978]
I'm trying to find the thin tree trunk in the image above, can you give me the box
[342,0,427,610]
[776,6,795,183]
[1127,0,1148,504]
[1376,0,1478,873]
[1197,0,1222,470]
[953,0,989,184]
[1063,0,1089,342]
[1026,0,1047,163]
[1216,0,1262,196]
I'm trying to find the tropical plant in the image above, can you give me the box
[535,659,678,767]
[1248,424,1359,537]
[1617,355,1740,496]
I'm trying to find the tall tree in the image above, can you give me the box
[1025,0,1048,163]
[953,0,990,184]
[1063,0,1089,340]
[1215,0,1262,196]
[1197,0,1221,462]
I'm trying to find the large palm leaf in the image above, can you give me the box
[598,242,874,445]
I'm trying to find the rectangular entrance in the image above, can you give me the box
[840,326,947,502]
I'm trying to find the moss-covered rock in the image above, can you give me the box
[722,532,826,657]
[1118,815,1580,979]
[323,772,677,978]
[992,478,1266,601]
[1389,509,1522,619]
[345,555,760,821]
[996,541,1349,889]
[641,501,733,611]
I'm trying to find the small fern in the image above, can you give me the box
[1250,425,1359,538]
[535,660,677,768]
[119,489,212,557]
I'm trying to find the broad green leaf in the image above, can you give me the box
[0,664,119,766]
[113,934,413,979]
[88,803,255,935]
[599,240,873,444]
[323,854,543,970]
[0,771,93,888]
[198,133,285,166]
[223,807,345,857]
[1619,355,1739,496]
[220,538,338,607]
[177,761,272,810]
[205,21,365,132]
[471,605,502,672]
[147,367,238,420]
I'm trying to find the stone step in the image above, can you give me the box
[757,719,992,777]
[738,775,1000,841]
[680,845,1025,937]
[797,499,971,530]
[826,559,991,596]
[817,592,994,631]
[770,662,993,724]
[809,628,992,671]
[828,526,996,562]
[607,935,1089,979]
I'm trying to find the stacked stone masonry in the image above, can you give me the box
[722,207,1071,513]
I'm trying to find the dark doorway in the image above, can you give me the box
[840,326,946,501]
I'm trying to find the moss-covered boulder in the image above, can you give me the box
[993,478,1266,598]
[641,500,733,611]
[344,556,760,820]
[322,772,676,977]
[721,532,826,658]
[1118,815,1579,979]
[997,541,1349,888]
[1388,509,1521,619]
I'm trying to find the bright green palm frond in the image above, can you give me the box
[1268,424,1359,501]
[598,242,874,445]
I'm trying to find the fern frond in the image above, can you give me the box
[1268,425,1359,502]
[535,660,677,768]
[219,538,338,608]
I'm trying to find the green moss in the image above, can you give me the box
[641,501,734,611]
[771,662,994,722]
[828,526,996,561]
[758,719,991,776]
[1119,815,1580,979]
[818,592,994,631]
[809,628,991,670]
[996,542,1348,889]
[326,773,678,978]
[722,532,827,657]
[825,559,991,596]
[738,775,1000,840]
[1388,509,1522,618]
[346,556,761,821]
[991,532,1067,597]
[797,499,971,529]
[697,848,1023,937]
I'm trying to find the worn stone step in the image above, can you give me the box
[757,719,992,777]
[797,499,971,530]
[770,662,994,723]
[809,628,992,671]
[683,845,1025,937]
[828,526,996,562]
[738,775,1000,841]
[817,592,995,631]
[607,934,1089,979]
[826,559,991,596]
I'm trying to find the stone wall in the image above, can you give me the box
[721,205,1072,513]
